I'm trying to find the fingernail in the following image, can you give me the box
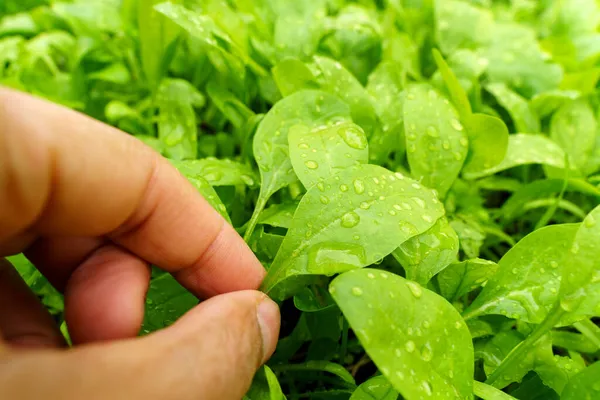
[256,297,280,364]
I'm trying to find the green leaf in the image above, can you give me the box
[530,90,580,119]
[185,175,231,223]
[245,366,286,400]
[462,113,510,177]
[463,224,579,323]
[272,58,319,97]
[273,361,355,386]
[349,376,398,400]
[311,56,379,136]
[432,48,472,118]
[258,201,299,229]
[438,258,499,302]
[139,0,181,88]
[550,98,597,172]
[253,89,352,201]
[473,381,517,400]
[330,269,474,400]
[463,134,568,180]
[485,83,540,133]
[173,158,257,187]
[559,205,600,320]
[561,361,600,399]
[403,84,468,197]
[156,78,202,160]
[288,121,369,189]
[245,90,352,241]
[206,81,254,128]
[393,217,459,285]
[142,273,198,332]
[262,164,445,299]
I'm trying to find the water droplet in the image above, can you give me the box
[407,281,423,298]
[298,143,309,149]
[411,183,421,189]
[512,268,518,274]
[442,140,450,150]
[395,172,405,180]
[367,272,375,279]
[380,272,389,279]
[341,211,360,228]
[389,210,397,216]
[353,179,365,194]
[352,287,363,296]
[337,124,368,150]
[421,343,433,362]
[422,215,433,223]
[408,143,417,153]
[305,160,318,169]
[422,381,433,396]
[426,126,439,138]
[460,137,468,147]
[405,340,416,352]
[396,371,405,380]
[407,133,417,140]
[454,151,463,161]
[379,196,386,200]
[451,119,463,131]
[550,261,559,268]
[407,93,416,100]
[316,182,325,191]
[320,195,330,204]
[571,243,580,254]
[353,235,360,240]
[340,184,349,192]
[423,320,431,329]
[413,197,426,208]
[455,321,462,329]
[360,201,370,210]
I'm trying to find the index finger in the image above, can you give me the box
[0,88,265,297]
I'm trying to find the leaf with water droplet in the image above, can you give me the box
[246,90,352,240]
[349,375,398,400]
[261,164,444,299]
[155,79,201,161]
[463,224,579,323]
[272,58,320,97]
[393,217,459,285]
[330,269,474,400]
[366,61,406,164]
[289,121,368,189]
[550,98,596,174]
[438,258,499,303]
[172,157,258,187]
[463,134,568,180]
[403,84,467,197]
[558,205,600,321]
[433,50,509,176]
[184,175,231,224]
[485,82,540,133]
[311,56,379,135]
[561,361,600,400]
[142,272,198,333]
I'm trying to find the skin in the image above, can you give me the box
[0,88,280,400]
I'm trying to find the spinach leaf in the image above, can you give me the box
[438,258,499,302]
[561,361,600,399]
[330,269,474,400]
[262,164,445,299]
[403,84,468,198]
[173,157,257,187]
[247,90,352,241]
[485,83,540,133]
[288,121,369,189]
[463,224,579,323]
[463,134,568,180]
[393,217,459,285]
[349,376,398,400]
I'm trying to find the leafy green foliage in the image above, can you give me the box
[5,0,600,398]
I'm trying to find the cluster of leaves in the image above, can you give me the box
[3,0,600,398]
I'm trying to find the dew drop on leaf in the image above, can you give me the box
[305,160,319,169]
[406,281,423,298]
[353,179,365,194]
[341,211,360,228]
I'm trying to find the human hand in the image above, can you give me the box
[0,88,280,400]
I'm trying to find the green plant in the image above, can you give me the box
[3,0,600,398]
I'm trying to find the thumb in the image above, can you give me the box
[0,290,280,400]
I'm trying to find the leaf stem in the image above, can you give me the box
[243,189,268,243]
[485,305,565,386]
[573,319,600,350]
